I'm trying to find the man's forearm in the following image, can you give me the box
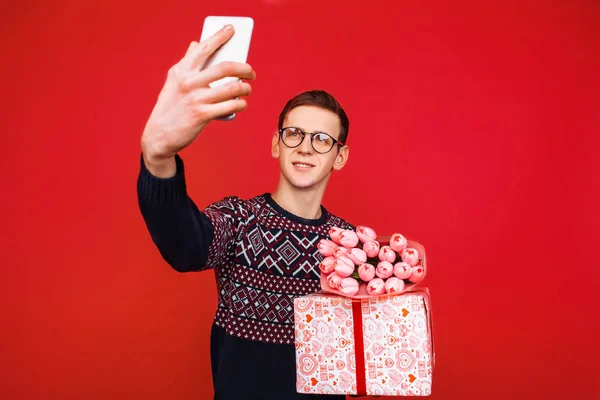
[136,154,213,272]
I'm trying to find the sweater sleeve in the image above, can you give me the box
[136,153,215,272]
[202,195,248,270]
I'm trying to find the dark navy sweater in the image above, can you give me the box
[137,154,353,399]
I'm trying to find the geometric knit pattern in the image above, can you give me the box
[202,194,353,345]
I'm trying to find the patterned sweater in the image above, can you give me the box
[137,154,353,398]
[204,194,353,344]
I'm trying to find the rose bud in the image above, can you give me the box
[362,240,380,258]
[378,246,397,263]
[408,266,425,284]
[389,233,408,253]
[401,248,419,266]
[356,226,377,243]
[334,256,355,277]
[358,263,376,282]
[329,227,344,244]
[367,278,386,295]
[385,277,405,294]
[376,261,394,279]
[348,248,367,265]
[319,256,336,274]
[334,246,349,258]
[338,277,360,296]
[327,272,344,289]
[339,230,359,248]
[317,239,338,257]
[393,262,412,279]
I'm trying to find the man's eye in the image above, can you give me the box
[315,134,331,144]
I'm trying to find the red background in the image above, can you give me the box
[2,0,599,399]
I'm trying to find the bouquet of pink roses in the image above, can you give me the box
[318,226,427,298]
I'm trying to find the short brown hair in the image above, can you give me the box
[278,90,350,144]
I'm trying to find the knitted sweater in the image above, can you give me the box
[137,154,352,399]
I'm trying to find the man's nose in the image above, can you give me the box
[298,134,313,153]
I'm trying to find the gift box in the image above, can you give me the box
[294,289,434,396]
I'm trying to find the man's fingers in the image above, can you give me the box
[184,41,198,57]
[199,61,256,85]
[187,24,235,70]
[201,99,248,120]
[196,80,252,104]
[178,62,255,92]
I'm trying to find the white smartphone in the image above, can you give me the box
[200,16,254,121]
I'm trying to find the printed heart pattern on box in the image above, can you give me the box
[299,354,318,375]
[294,292,433,396]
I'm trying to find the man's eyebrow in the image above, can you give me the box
[295,126,331,135]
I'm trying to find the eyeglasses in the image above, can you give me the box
[278,127,345,154]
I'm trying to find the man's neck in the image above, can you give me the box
[271,181,326,220]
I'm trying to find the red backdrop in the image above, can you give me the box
[2,0,599,399]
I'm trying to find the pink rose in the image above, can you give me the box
[385,277,405,294]
[367,278,386,295]
[338,277,360,296]
[317,239,338,257]
[393,262,412,279]
[376,261,394,279]
[362,240,380,258]
[408,266,425,284]
[319,256,336,274]
[401,248,419,266]
[329,227,343,244]
[356,226,377,243]
[334,256,355,277]
[378,246,397,263]
[327,272,344,289]
[389,233,408,253]
[334,246,349,258]
[347,248,367,265]
[339,230,359,248]
[357,263,376,282]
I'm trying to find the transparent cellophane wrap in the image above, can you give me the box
[320,238,427,299]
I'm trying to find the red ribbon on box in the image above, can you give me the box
[351,299,367,396]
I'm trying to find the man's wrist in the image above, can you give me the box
[142,150,177,178]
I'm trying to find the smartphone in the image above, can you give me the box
[200,16,254,121]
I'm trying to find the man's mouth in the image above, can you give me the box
[292,162,315,169]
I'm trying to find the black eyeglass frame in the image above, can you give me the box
[278,127,345,154]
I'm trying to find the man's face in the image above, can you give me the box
[272,105,349,190]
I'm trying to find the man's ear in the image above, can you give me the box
[271,131,280,158]
[332,145,349,171]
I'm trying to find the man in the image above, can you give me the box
[137,24,353,399]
